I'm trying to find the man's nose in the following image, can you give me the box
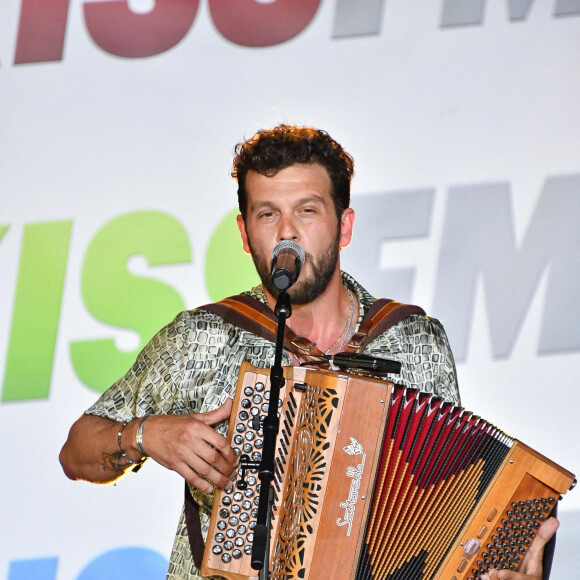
[277,214,299,241]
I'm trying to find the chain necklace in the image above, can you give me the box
[325,289,356,355]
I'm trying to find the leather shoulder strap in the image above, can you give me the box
[346,298,426,353]
[200,294,425,357]
[184,481,205,569]
[199,294,325,359]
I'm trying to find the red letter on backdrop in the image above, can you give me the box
[209,0,321,47]
[84,0,199,58]
[14,0,69,64]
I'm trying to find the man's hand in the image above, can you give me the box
[143,399,238,493]
[60,399,238,492]
[481,517,559,580]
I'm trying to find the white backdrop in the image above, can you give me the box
[1,1,579,579]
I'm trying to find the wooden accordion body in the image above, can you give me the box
[201,363,575,580]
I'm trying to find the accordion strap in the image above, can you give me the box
[346,298,425,352]
[199,293,425,358]
[199,294,325,361]
[184,481,205,569]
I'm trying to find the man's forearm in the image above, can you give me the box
[60,401,238,492]
[59,414,143,483]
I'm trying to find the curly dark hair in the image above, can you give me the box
[232,124,354,220]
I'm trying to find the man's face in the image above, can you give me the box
[237,163,353,304]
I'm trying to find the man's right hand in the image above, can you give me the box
[59,399,238,492]
[140,399,238,493]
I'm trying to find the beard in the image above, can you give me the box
[248,230,341,305]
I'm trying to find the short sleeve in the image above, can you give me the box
[363,314,461,405]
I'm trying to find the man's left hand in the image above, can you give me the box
[481,517,559,580]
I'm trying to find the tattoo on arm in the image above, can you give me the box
[102,450,134,472]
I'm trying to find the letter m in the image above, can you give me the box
[433,175,580,361]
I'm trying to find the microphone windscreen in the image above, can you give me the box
[271,240,305,265]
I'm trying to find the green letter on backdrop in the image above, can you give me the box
[70,211,191,393]
[2,221,73,401]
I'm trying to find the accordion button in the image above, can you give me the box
[487,508,498,522]
[457,558,468,572]
[477,526,488,539]
[463,538,481,558]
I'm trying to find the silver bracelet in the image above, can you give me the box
[136,415,151,457]
[117,418,135,463]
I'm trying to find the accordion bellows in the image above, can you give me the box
[201,363,575,580]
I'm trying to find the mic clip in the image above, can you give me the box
[302,352,402,375]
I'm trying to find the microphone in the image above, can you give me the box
[271,241,306,291]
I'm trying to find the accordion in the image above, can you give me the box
[201,363,575,580]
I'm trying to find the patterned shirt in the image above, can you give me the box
[86,272,460,579]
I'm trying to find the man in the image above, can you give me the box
[60,125,555,579]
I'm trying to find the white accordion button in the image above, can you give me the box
[463,538,481,558]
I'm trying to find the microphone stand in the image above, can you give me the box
[250,289,292,578]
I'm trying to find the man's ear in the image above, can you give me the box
[339,208,355,249]
[237,214,251,254]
